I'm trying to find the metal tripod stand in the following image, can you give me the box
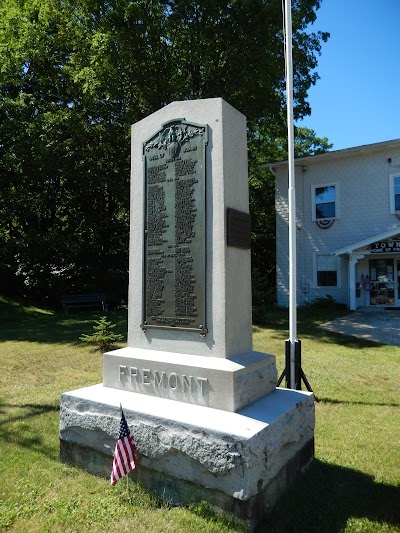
[277,340,313,392]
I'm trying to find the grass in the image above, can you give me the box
[0,295,399,532]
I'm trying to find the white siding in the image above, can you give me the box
[275,142,400,307]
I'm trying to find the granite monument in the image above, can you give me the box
[59,98,314,530]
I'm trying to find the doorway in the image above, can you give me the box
[369,258,396,306]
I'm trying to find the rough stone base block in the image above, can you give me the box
[61,438,314,531]
[60,385,314,531]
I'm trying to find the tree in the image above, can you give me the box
[79,316,124,351]
[0,0,131,303]
[0,0,329,305]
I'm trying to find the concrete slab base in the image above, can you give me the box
[60,385,315,531]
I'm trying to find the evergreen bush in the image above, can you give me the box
[79,316,124,351]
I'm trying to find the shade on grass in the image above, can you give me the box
[0,296,399,532]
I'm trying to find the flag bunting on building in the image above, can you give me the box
[110,408,137,485]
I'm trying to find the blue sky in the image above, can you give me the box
[297,0,400,151]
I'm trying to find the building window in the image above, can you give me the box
[312,184,338,221]
[316,254,338,287]
[389,174,400,213]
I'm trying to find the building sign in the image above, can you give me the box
[370,241,400,253]
[142,119,207,334]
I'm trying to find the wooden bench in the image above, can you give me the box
[61,293,108,314]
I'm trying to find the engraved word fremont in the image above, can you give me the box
[142,120,207,334]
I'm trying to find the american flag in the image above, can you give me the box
[110,409,137,485]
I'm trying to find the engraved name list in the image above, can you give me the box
[142,120,207,334]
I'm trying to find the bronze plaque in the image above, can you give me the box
[142,119,207,334]
[227,208,251,249]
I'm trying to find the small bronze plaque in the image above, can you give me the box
[142,119,208,334]
[226,208,251,249]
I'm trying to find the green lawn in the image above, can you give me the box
[0,296,399,532]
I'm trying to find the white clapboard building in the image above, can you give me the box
[265,138,400,310]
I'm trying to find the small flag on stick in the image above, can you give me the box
[110,407,137,485]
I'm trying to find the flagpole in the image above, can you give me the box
[284,0,296,389]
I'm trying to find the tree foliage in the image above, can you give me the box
[0,0,330,306]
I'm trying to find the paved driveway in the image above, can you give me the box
[320,308,400,346]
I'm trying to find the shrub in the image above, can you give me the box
[79,316,124,351]
[309,294,336,308]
